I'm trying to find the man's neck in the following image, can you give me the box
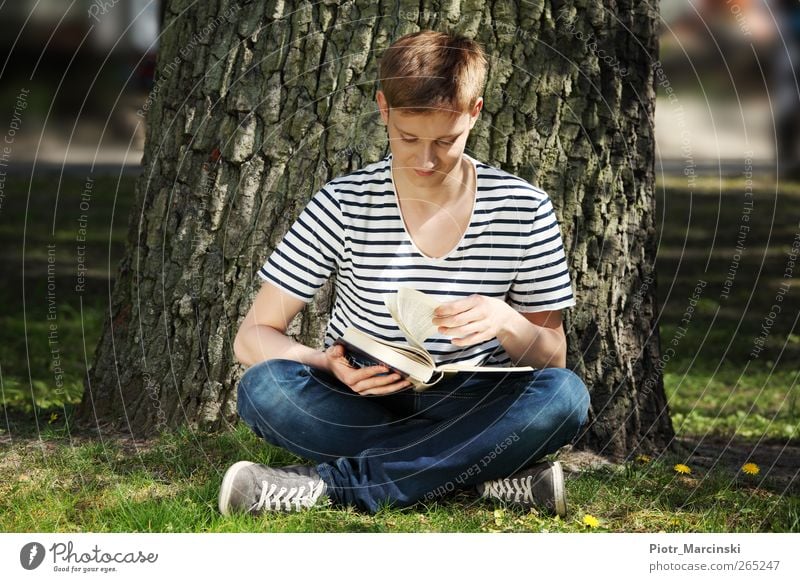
[392,155,474,207]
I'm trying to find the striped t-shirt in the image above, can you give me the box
[258,152,575,367]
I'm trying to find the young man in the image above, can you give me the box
[218,31,590,517]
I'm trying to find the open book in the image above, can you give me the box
[334,287,534,391]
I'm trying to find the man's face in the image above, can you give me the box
[377,91,482,188]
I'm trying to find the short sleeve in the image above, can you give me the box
[506,194,576,312]
[257,186,344,302]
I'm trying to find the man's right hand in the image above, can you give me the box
[323,345,412,396]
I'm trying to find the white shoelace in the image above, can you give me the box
[250,479,326,512]
[484,476,535,504]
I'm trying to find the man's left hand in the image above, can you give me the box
[432,294,515,347]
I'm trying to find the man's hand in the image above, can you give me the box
[432,294,515,346]
[323,345,412,396]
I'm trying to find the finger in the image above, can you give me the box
[452,329,493,346]
[335,360,387,382]
[333,364,378,387]
[433,294,479,320]
[436,311,476,331]
[327,344,344,356]
[360,379,414,396]
[330,358,357,374]
[445,321,484,339]
[350,364,390,383]
[328,346,355,368]
[351,372,404,393]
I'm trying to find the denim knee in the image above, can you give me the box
[548,368,591,438]
[517,367,590,441]
[236,358,310,430]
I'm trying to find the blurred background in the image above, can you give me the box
[0,0,161,173]
[0,0,798,173]
[658,0,800,176]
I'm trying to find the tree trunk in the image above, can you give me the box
[76,0,673,458]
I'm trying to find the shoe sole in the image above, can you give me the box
[551,461,567,518]
[218,461,255,516]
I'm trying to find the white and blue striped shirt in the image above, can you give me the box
[258,152,575,367]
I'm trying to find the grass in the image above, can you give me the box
[666,367,798,440]
[0,175,133,412]
[0,172,798,532]
[2,422,795,532]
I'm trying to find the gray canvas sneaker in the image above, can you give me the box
[476,460,567,517]
[218,461,329,515]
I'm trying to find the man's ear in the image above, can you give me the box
[469,96,483,128]
[376,90,389,125]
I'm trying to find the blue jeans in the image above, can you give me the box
[237,359,590,513]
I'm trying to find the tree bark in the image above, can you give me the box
[76,0,673,459]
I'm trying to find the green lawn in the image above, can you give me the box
[1,423,795,532]
[0,172,797,532]
[0,175,131,412]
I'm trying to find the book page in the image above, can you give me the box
[396,287,442,346]
[383,288,439,351]
[385,292,420,352]
[385,293,401,327]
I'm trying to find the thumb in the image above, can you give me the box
[328,344,344,357]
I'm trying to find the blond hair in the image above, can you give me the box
[378,30,487,114]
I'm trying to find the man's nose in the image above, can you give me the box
[417,140,436,169]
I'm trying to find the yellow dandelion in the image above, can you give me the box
[493,508,505,526]
[674,463,691,475]
[741,462,760,476]
[636,454,652,464]
[583,514,600,528]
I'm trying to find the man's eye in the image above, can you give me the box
[436,140,454,146]
[401,137,417,143]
